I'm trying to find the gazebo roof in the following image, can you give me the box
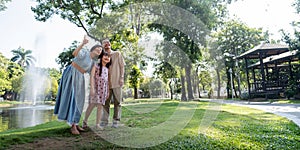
[235,42,289,59]
[248,50,299,68]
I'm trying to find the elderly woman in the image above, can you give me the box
[54,36,102,135]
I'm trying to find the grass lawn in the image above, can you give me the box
[0,99,299,149]
[0,100,25,107]
[0,100,55,108]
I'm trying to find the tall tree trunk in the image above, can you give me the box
[216,68,221,99]
[196,66,201,98]
[192,72,197,96]
[233,76,238,98]
[226,68,230,98]
[180,69,187,101]
[134,87,138,99]
[169,80,173,100]
[236,70,241,98]
[185,65,194,100]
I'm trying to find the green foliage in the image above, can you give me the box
[49,77,58,100]
[154,61,178,83]
[55,41,78,72]
[139,77,151,98]
[31,0,109,32]
[0,0,11,11]
[240,91,249,100]
[0,53,11,94]
[149,79,165,97]
[281,22,300,52]
[211,19,267,97]
[10,47,36,68]
[8,62,24,94]
[284,79,298,99]
[47,68,61,82]
[293,0,300,14]
[0,53,24,96]
[46,68,60,100]
[128,65,143,95]
[199,70,212,92]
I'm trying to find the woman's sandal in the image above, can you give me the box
[76,125,86,132]
[82,121,88,129]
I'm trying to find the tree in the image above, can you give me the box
[199,70,212,94]
[279,1,300,98]
[31,0,108,35]
[55,41,78,72]
[148,0,235,100]
[11,47,36,68]
[0,52,24,100]
[0,52,11,95]
[154,61,178,100]
[0,0,11,11]
[211,19,266,98]
[8,62,24,99]
[149,79,164,98]
[139,77,151,98]
[293,0,300,14]
[128,65,143,99]
[47,68,61,100]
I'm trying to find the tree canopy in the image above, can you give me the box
[11,47,36,68]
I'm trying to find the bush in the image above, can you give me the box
[240,91,249,100]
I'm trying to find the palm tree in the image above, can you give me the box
[11,47,36,67]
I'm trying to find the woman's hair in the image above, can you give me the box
[97,50,112,77]
[90,44,102,52]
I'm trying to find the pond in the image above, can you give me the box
[0,104,55,132]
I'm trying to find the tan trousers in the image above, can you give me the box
[101,87,122,125]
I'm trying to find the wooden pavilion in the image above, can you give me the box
[235,42,299,99]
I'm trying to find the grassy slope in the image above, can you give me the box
[0,99,299,149]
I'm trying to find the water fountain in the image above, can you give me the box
[19,66,50,105]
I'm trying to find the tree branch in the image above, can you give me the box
[75,15,88,33]
[100,0,105,18]
[89,2,102,18]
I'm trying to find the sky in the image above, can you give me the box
[0,0,299,69]
[228,0,299,40]
[0,0,84,69]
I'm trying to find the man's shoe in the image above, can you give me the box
[112,121,119,128]
[96,124,104,130]
[112,123,118,128]
[100,122,108,127]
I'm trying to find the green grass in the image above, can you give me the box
[0,100,55,107]
[0,100,24,107]
[0,99,299,149]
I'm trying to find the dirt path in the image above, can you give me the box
[7,130,105,150]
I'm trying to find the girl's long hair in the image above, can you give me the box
[98,50,112,77]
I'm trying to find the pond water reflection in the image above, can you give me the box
[0,104,55,132]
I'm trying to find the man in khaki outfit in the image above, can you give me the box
[100,38,125,128]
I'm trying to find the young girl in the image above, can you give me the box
[82,50,111,129]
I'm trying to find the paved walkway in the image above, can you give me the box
[205,99,300,128]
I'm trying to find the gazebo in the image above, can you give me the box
[235,42,299,99]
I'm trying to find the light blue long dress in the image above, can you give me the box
[54,49,95,126]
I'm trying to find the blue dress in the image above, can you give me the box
[54,49,95,125]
